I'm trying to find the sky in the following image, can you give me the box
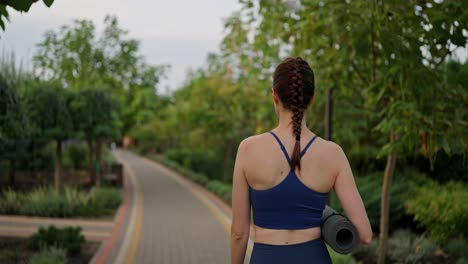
[0,0,241,91]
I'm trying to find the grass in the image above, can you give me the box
[328,245,357,264]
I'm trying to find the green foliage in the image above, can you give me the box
[70,88,121,141]
[330,170,413,230]
[446,238,468,258]
[431,153,468,183]
[21,188,71,217]
[30,225,84,254]
[164,148,221,180]
[0,188,22,214]
[88,186,122,210]
[14,140,55,171]
[63,143,88,170]
[405,181,468,242]
[24,84,73,140]
[353,239,379,262]
[0,249,23,264]
[0,51,31,140]
[29,246,66,264]
[0,186,122,217]
[0,1,55,30]
[327,245,356,263]
[33,16,167,135]
[206,180,232,202]
[388,229,438,264]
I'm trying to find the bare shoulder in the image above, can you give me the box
[314,137,347,161]
[237,133,271,157]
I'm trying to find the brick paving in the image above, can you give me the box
[114,150,232,264]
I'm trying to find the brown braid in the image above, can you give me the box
[273,57,315,171]
[290,59,305,170]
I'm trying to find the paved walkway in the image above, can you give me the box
[0,150,246,263]
[105,150,240,264]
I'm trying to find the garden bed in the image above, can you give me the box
[0,236,99,264]
[0,186,122,218]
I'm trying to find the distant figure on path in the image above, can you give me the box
[230,57,372,264]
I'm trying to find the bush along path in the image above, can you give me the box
[108,149,238,264]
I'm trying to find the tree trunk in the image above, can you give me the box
[377,130,398,264]
[95,139,102,186]
[55,139,63,192]
[325,87,334,141]
[8,159,15,186]
[325,87,334,205]
[87,139,95,185]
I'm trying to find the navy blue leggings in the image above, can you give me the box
[250,238,332,264]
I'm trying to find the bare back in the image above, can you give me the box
[243,129,338,245]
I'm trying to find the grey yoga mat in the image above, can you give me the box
[321,205,359,254]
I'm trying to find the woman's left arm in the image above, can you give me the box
[230,139,251,264]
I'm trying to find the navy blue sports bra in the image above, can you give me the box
[249,131,329,229]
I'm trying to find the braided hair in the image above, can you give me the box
[273,57,315,171]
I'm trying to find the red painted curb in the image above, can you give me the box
[93,169,131,264]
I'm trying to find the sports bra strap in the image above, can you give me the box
[268,131,291,164]
[301,135,318,156]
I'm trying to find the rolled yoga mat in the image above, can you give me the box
[321,205,359,254]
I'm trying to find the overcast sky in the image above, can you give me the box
[0,0,241,91]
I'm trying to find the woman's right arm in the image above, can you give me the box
[333,143,372,244]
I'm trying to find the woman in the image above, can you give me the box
[231,57,372,264]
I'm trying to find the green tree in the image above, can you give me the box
[25,84,72,192]
[0,0,54,30]
[33,16,168,136]
[70,89,121,185]
[0,52,31,186]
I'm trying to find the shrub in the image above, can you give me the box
[0,249,23,264]
[206,180,232,202]
[353,239,379,262]
[15,141,55,171]
[30,226,85,254]
[405,181,468,242]
[0,186,122,217]
[29,247,66,264]
[388,229,439,263]
[190,172,210,186]
[164,148,222,179]
[329,170,410,230]
[89,187,122,211]
[446,238,468,258]
[63,143,88,170]
[0,188,23,214]
[164,148,189,165]
[103,148,116,165]
[21,188,72,217]
[68,187,122,217]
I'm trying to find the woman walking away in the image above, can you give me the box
[230,57,372,264]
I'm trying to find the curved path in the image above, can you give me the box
[103,150,240,264]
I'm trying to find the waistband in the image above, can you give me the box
[253,237,323,249]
